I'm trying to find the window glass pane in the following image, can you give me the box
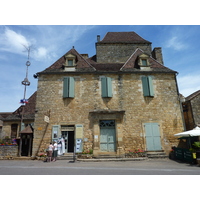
[68,60,73,66]
[142,59,147,66]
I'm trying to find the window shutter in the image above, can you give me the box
[63,77,74,98]
[142,76,149,96]
[63,77,69,98]
[107,77,113,97]
[101,77,107,97]
[52,125,60,140]
[68,77,75,98]
[101,77,112,97]
[148,76,154,97]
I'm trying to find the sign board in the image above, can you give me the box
[75,124,83,138]
[44,115,49,123]
[75,139,83,153]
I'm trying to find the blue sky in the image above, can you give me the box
[0,25,200,112]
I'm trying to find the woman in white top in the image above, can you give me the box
[47,142,54,162]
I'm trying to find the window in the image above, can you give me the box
[68,59,73,66]
[63,77,75,98]
[141,76,154,97]
[11,124,18,138]
[101,77,112,97]
[142,59,147,66]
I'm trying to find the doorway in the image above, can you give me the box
[21,133,33,156]
[100,120,116,152]
[61,130,74,153]
[144,123,162,151]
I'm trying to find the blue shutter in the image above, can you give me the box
[101,77,112,97]
[63,77,74,98]
[68,77,74,98]
[107,77,112,97]
[142,76,149,96]
[101,77,107,97]
[63,77,69,98]
[52,125,60,140]
[148,76,154,97]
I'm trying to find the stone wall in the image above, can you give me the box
[96,43,152,63]
[0,146,18,158]
[191,94,200,126]
[33,72,184,156]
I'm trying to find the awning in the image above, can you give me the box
[174,126,200,137]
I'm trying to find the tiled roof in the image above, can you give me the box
[99,32,151,44]
[40,48,95,73]
[186,90,200,101]
[3,92,36,121]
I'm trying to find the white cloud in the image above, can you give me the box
[33,47,48,60]
[0,27,30,54]
[177,74,200,97]
[166,36,186,51]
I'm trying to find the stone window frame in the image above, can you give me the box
[64,53,76,67]
[138,53,150,67]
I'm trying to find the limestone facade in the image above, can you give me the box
[33,32,184,157]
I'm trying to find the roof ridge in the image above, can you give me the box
[120,48,144,71]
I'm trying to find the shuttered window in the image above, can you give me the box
[101,77,112,97]
[63,77,75,98]
[141,76,154,97]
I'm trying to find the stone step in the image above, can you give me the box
[146,151,168,159]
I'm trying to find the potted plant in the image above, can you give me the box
[193,142,200,158]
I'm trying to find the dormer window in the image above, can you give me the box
[63,53,76,71]
[138,54,151,70]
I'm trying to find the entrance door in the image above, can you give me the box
[61,131,74,153]
[21,133,33,156]
[100,120,116,152]
[144,123,162,151]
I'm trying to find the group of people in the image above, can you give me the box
[45,138,65,162]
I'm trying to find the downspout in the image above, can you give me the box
[175,72,186,131]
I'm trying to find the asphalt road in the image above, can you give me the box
[0,158,200,175]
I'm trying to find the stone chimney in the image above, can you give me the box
[80,54,88,59]
[152,47,164,65]
[97,35,100,42]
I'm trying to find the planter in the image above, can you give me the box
[77,154,93,159]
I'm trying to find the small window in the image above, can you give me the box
[142,59,147,66]
[68,59,73,66]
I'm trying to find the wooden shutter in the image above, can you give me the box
[148,76,154,97]
[63,77,74,98]
[101,77,112,97]
[63,77,69,98]
[142,76,149,96]
[68,77,74,98]
[101,77,107,97]
[52,125,60,140]
[107,77,112,97]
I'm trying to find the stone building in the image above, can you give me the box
[0,92,36,156]
[33,31,184,157]
[182,90,200,130]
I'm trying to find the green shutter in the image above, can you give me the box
[68,77,75,98]
[107,77,112,97]
[148,76,154,97]
[63,77,74,98]
[101,77,107,97]
[63,77,69,98]
[142,76,149,96]
[101,77,112,97]
[52,125,60,140]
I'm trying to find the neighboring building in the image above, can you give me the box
[0,92,36,156]
[182,90,200,130]
[33,31,184,157]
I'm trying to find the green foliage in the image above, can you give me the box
[193,142,200,149]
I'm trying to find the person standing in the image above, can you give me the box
[52,141,58,161]
[47,142,54,162]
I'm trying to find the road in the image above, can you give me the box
[0,158,200,175]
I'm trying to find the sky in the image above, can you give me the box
[0,25,200,112]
